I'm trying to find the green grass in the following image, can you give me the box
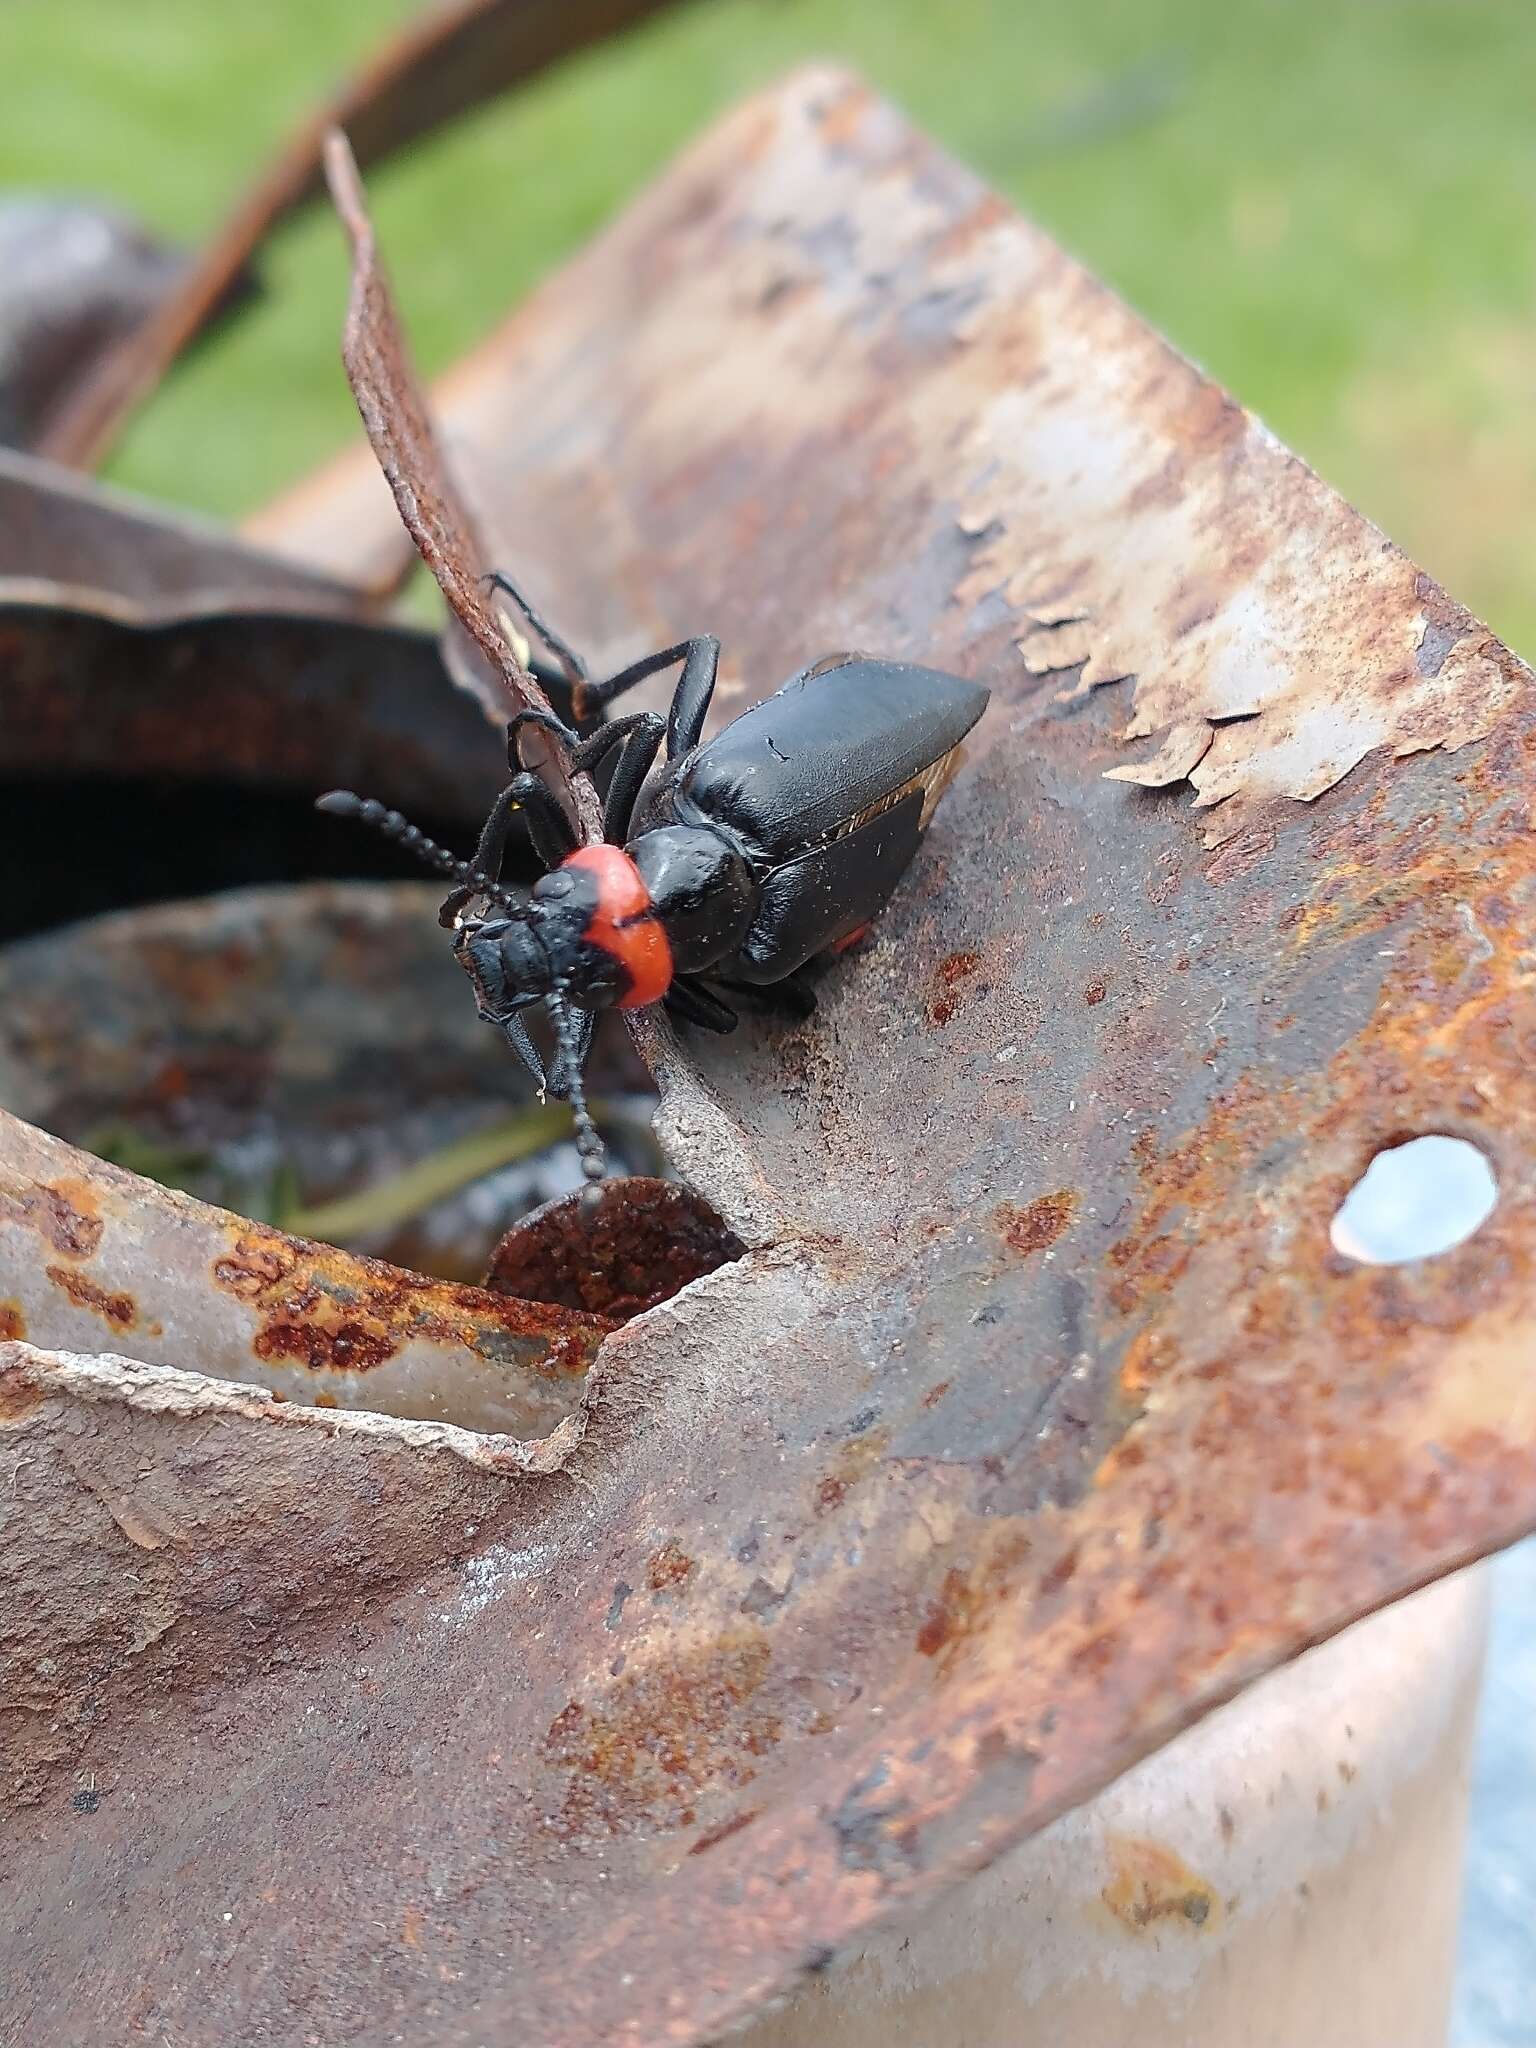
[6,0,1535,651]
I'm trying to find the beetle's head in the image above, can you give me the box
[451,910,551,1020]
[313,788,613,1190]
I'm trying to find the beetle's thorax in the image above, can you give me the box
[627,822,757,975]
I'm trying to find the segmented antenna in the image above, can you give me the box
[549,986,607,1199]
[315,791,522,913]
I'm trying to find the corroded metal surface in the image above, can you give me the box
[7,66,1536,2048]
[487,1176,746,1318]
[37,0,687,477]
[0,1111,609,1429]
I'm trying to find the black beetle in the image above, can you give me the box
[319,572,989,1185]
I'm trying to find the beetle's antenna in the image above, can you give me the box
[316,791,525,914]
[549,986,606,1199]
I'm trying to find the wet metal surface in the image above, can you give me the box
[5,67,1536,2048]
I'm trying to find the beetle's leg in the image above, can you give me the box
[588,714,665,845]
[440,769,576,926]
[712,971,818,1021]
[438,780,521,926]
[546,1006,598,1102]
[507,709,667,847]
[506,706,580,761]
[664,977,739,1033]
[576,637,721,762]
[502,769,578,870]
[501,1011,549,1090]
[481,569,589,685]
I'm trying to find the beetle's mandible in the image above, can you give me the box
[318,572,989,1187]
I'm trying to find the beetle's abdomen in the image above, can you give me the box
[729,785,929,984]
[668,656,988,864]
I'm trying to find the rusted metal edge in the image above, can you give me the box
[33,0,691,478]
[0,445,377,622]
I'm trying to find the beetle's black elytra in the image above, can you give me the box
[318,571,989,1185]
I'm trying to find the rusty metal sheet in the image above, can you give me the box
[0,446,373,618]
[0,449,513,815]
[35,0,688,478]
[7,65,1536,2048]
[0,198,191,452]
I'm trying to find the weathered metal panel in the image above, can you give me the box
[5,66,1535,2048]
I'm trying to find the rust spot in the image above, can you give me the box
[45,1265,136,1331]
[928,949,982,1027]
[688,1807,760,1855]
[313,1392,338,1410]
[212,1239,297,1300]
[994,1190,1078,1256]
[542,1632,776,1839]
[211,1223,608,1383]
[254,1320,397,1373]
[0,1179,102,1260]
[0,1300,26,1341]
[921,1379,951,1409]
[1039,1546,1079,1597]
[400,1906,424,1949]
[1102,1834,1223,1934]
[817,1475,848,1515]
[0,1370,43,1424]
[648,1541,694,1592]
[916,1567,971,1657]
[1084,978,1108,1006]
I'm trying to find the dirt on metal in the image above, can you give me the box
[4,64,1536,2048]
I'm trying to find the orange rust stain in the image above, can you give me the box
[0,1179,102,1260]
[916,1566,973,1657]
[542,1631,776,1840]
[648,1541,694,1592]
[313,1392,338,1410]
[928,949,982,1027]
[0,1300,26,1341]
[921,1379,951,1409]
[401,1906,424,1949]
[0,1371,43,1423]
[210,1223,607,1382]
[994,1190,1078,1256]
[45,1265,135,1330]
[1084,978,1108,1006]
[1101,1834,1223,1935]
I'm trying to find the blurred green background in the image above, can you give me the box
[5,0,1534,651]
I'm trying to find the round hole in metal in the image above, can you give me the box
[1330,1135,1497,1266]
